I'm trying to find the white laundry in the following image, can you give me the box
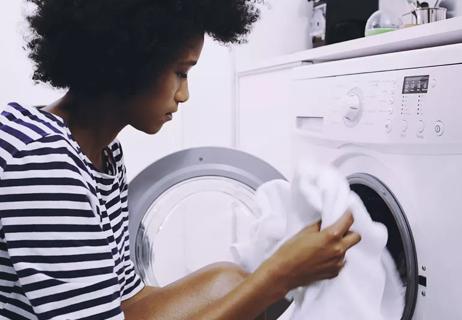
[231,162,405,320]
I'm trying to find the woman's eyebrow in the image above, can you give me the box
[180,60,198,66]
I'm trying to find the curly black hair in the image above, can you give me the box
[26,0,259,97]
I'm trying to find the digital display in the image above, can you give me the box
[402,75,429,94]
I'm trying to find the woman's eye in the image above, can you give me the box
[176,72,188,79]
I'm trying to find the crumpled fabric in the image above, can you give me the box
[231,162,405,319]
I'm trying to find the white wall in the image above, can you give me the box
[233,0,313,70]
[0,1,64,108]
[441,0,462,17]
[178,39,234,149]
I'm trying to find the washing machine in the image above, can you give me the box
[292,42,462,319]
[127,146,293,318]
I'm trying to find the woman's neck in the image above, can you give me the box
[42,92,127,171]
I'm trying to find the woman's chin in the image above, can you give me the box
[146,125,162,135]
[133,122,162,135]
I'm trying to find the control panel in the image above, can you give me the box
[292,63,462,146]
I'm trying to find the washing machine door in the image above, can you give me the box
[127,146,286,287]
[347,173,418,320]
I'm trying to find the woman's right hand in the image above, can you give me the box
[263,211,361,295]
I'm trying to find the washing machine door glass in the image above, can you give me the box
[137,176,258,286]
[128,147,286,287]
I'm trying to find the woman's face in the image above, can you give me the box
[125,35,204,134]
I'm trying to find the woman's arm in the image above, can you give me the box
[121,261,273,320]
[122,212,360,320]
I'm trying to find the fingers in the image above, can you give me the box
[325,211,354,238]
[342,231,361,250]
[321,257,347,280]
[302,219,321,233]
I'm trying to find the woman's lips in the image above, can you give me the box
[165,112,173,121]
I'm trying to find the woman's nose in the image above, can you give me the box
[175,80,190,103]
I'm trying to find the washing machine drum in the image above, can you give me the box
[127,147,286,287]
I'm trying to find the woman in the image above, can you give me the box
[0,0,361,319]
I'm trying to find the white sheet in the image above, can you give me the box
[231,163,405,319]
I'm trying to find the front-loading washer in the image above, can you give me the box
[292,42,462,319]
[128,146,293,319]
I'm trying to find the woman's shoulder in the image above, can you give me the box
[1,102,69,145]
[0,103,82,175]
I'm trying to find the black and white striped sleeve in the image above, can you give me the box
[0,136,124,320]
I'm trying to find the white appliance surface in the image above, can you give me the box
[291,42,462,319]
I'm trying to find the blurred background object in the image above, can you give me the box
[381,0,457,26]
[401,0,448,26]
[326,0,378,45]
[411,6,447,25]
[365,10,403,36]
[309,0,327,47]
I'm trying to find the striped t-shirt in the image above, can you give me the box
[0,102,144,319]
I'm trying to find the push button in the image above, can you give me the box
[385,120,392,134]
[401,120,408,133]
[434,120,445,136]
[417,120,425,138]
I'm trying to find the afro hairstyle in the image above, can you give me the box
[26,0,260,97]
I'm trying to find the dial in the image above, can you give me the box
[342,88,363,127]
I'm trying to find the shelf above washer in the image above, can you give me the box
[237,16,462,74]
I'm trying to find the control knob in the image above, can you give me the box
[342,88,363,127]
